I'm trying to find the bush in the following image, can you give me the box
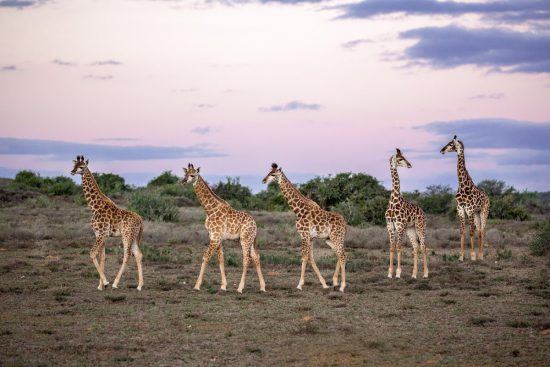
[478,180,530,221]
[93,173,129,194]
[300,173,389,225]
[406,185,454,215]
[148,171,179,187]
[128,191,179,222]
[43,176,79,196]
[529,220,550,256]
[14,170,43,189]
[213,177,253,208]
[252,183,289,211]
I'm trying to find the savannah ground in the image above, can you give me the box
[0,191,548,366]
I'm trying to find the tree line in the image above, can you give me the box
[10,169,548,226]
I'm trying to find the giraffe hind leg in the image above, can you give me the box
[98,247,106,290]
[112,238,131,289]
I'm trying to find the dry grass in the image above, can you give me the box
[0,195,548,366]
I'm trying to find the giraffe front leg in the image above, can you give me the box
[250,241,266,292]
[332,258,340,288]
[195,239,218,291]
[469,218,476,261]
[309,251,329,289]
[457,207,466,261]
[297,235,310,290]
[216,244,227,291]
[386,222,395,278]
[337,248,346,292]
[237,243,250,294]
[112,239,131,289]
[91,234,108,289]
[98,247,106,290]
[395,225,404,279]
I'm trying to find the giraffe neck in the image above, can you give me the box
[193,176,226,214]
[81,168,109,212]
[277,172,310,215]
[390,165,401,200]
[457,150,474,189]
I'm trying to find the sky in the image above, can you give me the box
[1,0,549,192]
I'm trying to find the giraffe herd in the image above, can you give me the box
[71,135,489,293]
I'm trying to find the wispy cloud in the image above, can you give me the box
[399,26,550,74]
[336,0,550,23]
[84,74,114,81]
[468,93,505,100]
[1,65,16,71]
[191,126,213,135]
[52,59,77,67]
[0,137,225,161]
[0,0,45,9]
[172,88,198,93]
[259,100,322,112]
[194,103,214,109]
[341,38,372,49]
[91,60,122,66]
[94,138,139,142]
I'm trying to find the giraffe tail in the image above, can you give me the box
[137,222,144,247]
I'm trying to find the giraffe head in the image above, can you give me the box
[391,148,412,169]
[440,135,464,155]
[262,163,282,184]
[70,155,89,175]
[181,163,201,184]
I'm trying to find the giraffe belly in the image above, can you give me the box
[222,232,240,240]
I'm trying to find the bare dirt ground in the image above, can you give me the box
[1,197,548,366]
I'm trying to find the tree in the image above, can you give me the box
[148,171,179,187]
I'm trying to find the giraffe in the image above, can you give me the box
[262,163,347,292]
[385,149,428,279]
[181,164,265,293]
[70,155,144,290]
[441,136,490,261]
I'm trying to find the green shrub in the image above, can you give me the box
[213,177,253,207]
[14,170,43,189]
[128,191,179,222]
[148,171,179,187]
[529,220,550,256]
[43,176,79,196]
[252,183,289,211]
[93,173,129,194]
[406,185,454,215]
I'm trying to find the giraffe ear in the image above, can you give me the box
[271,163,278,169]
[396,148,401,154]
[196,167,200,173]
[85,159,89,165]
[453,135,457,140]
[183,167,188,173]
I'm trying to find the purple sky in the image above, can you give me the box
[1,0,549,192]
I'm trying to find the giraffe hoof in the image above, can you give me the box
[220,285,227,291]
[395,270,401,279]
[237,288,243,294]
[411,274,417,280]
[322,284,330,290]
[471,253,476,261]
[137,286,142,291]
[478,253,484,260]
[459,256,464,262]
[339,287,345,293]
[423,273,429,278]
[193,286,201,291]
[297,284,303,291]
[260,288,266,292]
[112,284,118,289]
[97,285,104,291]
[103,281,110,286]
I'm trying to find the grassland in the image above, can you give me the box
[0,192,548,366]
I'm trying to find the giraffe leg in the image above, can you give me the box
[237,242,251,294]
[90,233,108,288]
[337,247,346,292]
[478,203,489,260]
[216,245,227,291]
[195,239,219,291]
[332,259,340,287]
[131,241,144,291]
[250,240,266,292]
[97,247,106,290]
[386,222,395,278]
[297,235,310,290]
[309,250,329,289]
[395,225,404,279]
[112,238,131,289]
[406,228,419,279]
[457,206,466,261]
[469,216,476,261]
